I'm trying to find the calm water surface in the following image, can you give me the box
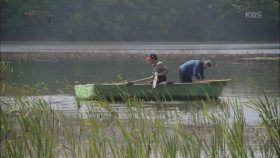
[1,43,280,125]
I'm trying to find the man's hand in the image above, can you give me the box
[150,73,158,79]
[199,79,205,82]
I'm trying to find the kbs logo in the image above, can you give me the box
[245,12,262,18]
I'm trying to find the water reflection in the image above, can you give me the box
[6,53,279,97]
[32,95,265,125]
[1,44,279,128]
[1,44,279,157]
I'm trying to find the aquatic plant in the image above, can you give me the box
[2,51,279,63]
[1,83,279,157]
[1,60,279,157]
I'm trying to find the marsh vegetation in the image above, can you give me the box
[1,61,279,158]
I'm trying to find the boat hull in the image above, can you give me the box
[74,79,231,101]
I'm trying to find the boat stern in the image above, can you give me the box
[74,84,95,99]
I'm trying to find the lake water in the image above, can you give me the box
[1,43,280,125]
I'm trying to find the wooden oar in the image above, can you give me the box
[152,75,158,90]
[199,79,231,83]
[119,77,151,85]
[130,77,151,83]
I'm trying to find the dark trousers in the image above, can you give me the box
[149,75,167,84]
[158,75,167,83]
[179,70,193,83]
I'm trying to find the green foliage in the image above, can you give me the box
[1,63,279,157]
[1,81,279,157]
[1,0,279,41]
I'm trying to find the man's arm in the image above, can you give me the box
[193,63,202,80]
[200,69,204,80]
[194,72,201,80]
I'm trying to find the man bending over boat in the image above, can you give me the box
[179,60,212,83]
[146,53,169,84]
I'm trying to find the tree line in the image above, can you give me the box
[1,0,279,42]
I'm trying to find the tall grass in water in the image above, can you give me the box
[0,60,13,93]
[245,91,280,157]
[3,52,278,63]
[1,77,279,157]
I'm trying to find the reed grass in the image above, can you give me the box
[1,63,279,158]
[1,88,279,157]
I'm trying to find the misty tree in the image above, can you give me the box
[0,0,279,41]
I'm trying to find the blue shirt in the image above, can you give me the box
[179,60,204,80]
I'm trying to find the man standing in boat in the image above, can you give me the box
[146,53,169,84]
[179,60,212,83]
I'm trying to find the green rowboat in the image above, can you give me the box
[74,79,232,101]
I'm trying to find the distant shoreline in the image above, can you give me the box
[1,41,279,44]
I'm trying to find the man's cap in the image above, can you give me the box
[146,53,157,60]
[204,60,212,68]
